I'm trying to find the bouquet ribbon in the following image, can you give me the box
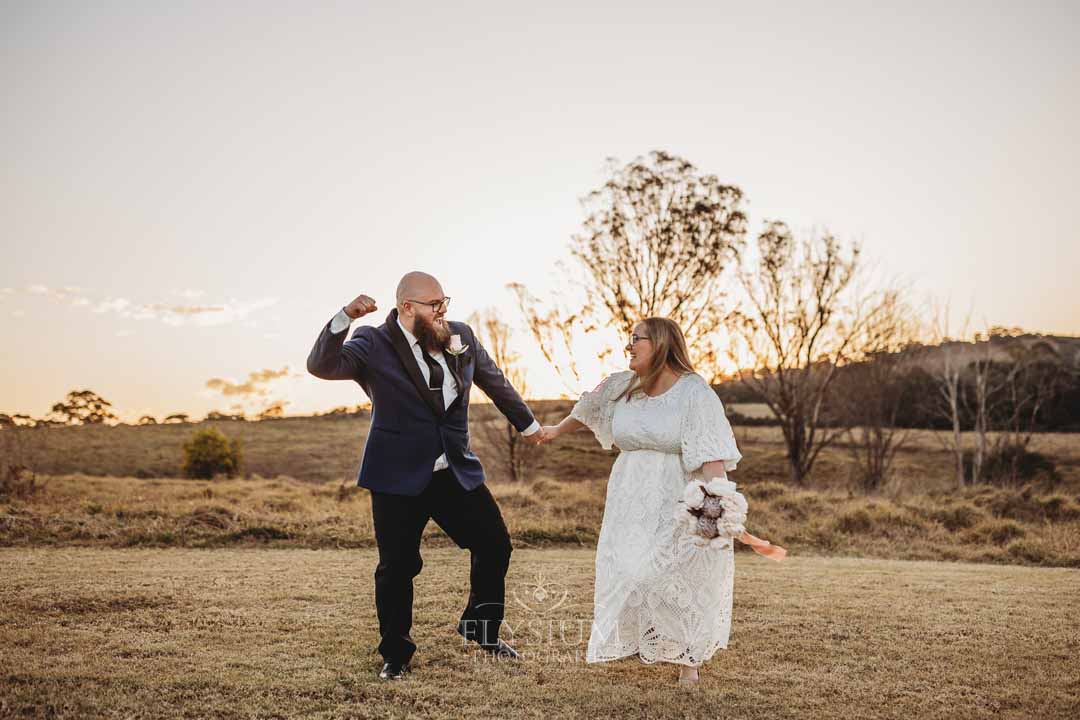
[737,530,787,562]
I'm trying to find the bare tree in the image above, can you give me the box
[926,305,969,486]
[468,308,542,482]
[512,149,747,387]
[925,313,1016,487]
[985,334,1074,484]
[729,220,897,486]
[508,282,589,393]
[964,329,998,484]
[831,295,921,493]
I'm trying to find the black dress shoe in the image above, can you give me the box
[378,661,410,680]
[456,621,520,659]
[456,619,475,642]
[478,638,520,660]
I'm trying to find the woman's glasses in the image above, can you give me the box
[407,297,451,313]
[628,333,650,345]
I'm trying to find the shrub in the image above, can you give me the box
[183,505,235,529]
[0,426,45,499]
[229,526,290,542]
[832,503,926,537]
[769,496,809,521]
[1007,539,1050,564]
[930,503,986,531]
[985,486,1080,523]
[743,481,788,501]
[0,465,42,499]
[965,444,1060,486]
[833,508,874,534]
[1039,495,1080,522]
[963,519,1026,545]
[336,483,363,502]
[725,411,781,427]
[182,427,241,480]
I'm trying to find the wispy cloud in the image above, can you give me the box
[26,285,89,306]
[205,366,292,398]
[15,285,277,327]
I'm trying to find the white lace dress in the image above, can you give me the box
[573,370,742,667]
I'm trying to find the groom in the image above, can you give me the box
[306,271,546,681]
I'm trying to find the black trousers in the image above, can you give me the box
[370,468,513,665]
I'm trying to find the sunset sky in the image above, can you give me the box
[3,1,1078,423]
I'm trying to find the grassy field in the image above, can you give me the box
[2,546,1077,719]
[10,410,1080,490]
[2,404,577,484]
[3,415,1079,717]
[4,410,1080,567]
[3,472,1080,568]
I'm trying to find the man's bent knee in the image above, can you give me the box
[375,554,423,581]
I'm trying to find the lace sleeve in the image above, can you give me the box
[680,375,742,477]
[570,371,633,450]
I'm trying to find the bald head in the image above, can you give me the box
[395,271,443,309]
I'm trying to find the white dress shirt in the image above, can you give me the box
[330,307,539,471]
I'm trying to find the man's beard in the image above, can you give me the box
[413,313,450,353]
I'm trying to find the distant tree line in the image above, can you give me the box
[715,342,1080,434]
[0,391,312,428]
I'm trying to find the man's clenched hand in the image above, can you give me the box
[345,295,378,319]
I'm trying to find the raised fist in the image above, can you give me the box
[345,294,378,319]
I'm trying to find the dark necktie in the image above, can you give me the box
[420,348,445,409]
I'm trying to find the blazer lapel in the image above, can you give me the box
[445,352,465,413]
[385,309,444,418]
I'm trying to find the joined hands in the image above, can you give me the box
[524,426,559,446]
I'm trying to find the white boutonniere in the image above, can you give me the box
[445,334,469,357]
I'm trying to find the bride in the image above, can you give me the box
[542,317,746,687]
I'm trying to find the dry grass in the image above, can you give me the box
[3,473,1080,568]
[10,413,1079,492]
[3,414,1080,567]
[3,403,578,484]
[1,547,1077,719]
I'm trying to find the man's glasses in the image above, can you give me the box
[407,297,451,313]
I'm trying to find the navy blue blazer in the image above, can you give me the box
[306,308,536,496]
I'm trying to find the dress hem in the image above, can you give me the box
[585,643,729,669]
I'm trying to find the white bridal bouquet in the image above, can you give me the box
[676,477,788,561]
[677,477,748,548]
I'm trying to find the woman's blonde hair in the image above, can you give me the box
[616,317,695,402]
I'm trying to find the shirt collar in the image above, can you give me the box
[396,315,419,348]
